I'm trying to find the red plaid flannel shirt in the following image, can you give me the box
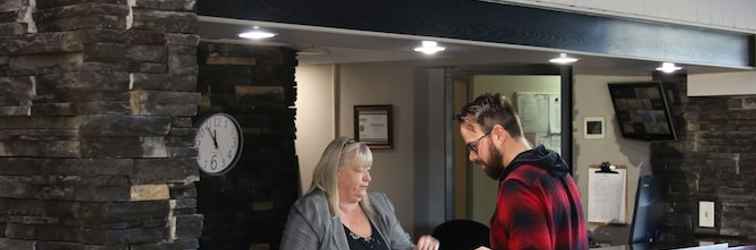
[489,164,588,250]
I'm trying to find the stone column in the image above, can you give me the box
[0,0,202,249]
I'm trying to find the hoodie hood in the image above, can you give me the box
[499,145,570,180]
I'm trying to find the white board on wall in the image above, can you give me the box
[516,92,550,134]
[515,92,561,134]
[588,167,627,224]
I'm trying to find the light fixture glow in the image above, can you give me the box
[238,26,276,40]
[656,62,682,73]
[549,53,579,64]
[414,41,446,55]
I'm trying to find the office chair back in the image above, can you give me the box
[432,219,490,250]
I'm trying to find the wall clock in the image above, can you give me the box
[195,113,243,175]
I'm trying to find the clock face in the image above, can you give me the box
[195,113,243,175]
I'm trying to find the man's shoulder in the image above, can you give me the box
[504,164,551,184]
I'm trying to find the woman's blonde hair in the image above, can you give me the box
[309,137,374,217]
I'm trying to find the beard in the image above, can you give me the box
[476,145,505,180]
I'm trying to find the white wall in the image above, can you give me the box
[469,75,562,224]
[689,71,756,96]
[294,65,336,193]
[573,75,652,228]
[483,0,756,33]
[338,62,417,233]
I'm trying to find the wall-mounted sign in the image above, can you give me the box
[354,105,393,149]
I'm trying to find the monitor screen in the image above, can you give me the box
[608,82,677,141]
[629,175,663,244]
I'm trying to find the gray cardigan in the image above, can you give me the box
[280,190,414,250]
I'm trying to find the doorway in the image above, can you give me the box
[450,64,573,223]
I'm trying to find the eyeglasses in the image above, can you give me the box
[466,130,491,156]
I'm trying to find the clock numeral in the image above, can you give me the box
[210,154,218,170]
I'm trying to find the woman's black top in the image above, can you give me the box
[343,222,390,250]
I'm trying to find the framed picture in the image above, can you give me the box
[584,116,605,139]
[354,105,393,149]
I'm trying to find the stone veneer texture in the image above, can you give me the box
[0,0,203,249]
[652,73,756,243]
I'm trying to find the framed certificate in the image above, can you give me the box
[354,105,393,149]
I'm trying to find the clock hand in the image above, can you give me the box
[213,129,220,147]
[206,127,218,148]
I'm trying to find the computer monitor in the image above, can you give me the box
[629,175,663,244]
[608,82,677,141]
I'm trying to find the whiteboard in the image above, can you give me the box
[588,167,627,224]
[515,92,562,153]
[515,92,556,134]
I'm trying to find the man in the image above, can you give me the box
[457,93,587,250]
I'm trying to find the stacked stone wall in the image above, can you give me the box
[652,73,756,243]
[0,0,203,249]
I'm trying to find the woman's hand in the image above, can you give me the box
[415,235,439,250]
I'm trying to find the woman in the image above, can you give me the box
[281,137,438,250]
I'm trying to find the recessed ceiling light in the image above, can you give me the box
[656,62,682,73]
[413,41,446,55]
[549,53,579,64]
[238,26,276,40]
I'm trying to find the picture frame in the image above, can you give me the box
[584,116,605,139]
[354,105,393,149]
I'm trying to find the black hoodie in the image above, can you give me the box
[500,144,571,181]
